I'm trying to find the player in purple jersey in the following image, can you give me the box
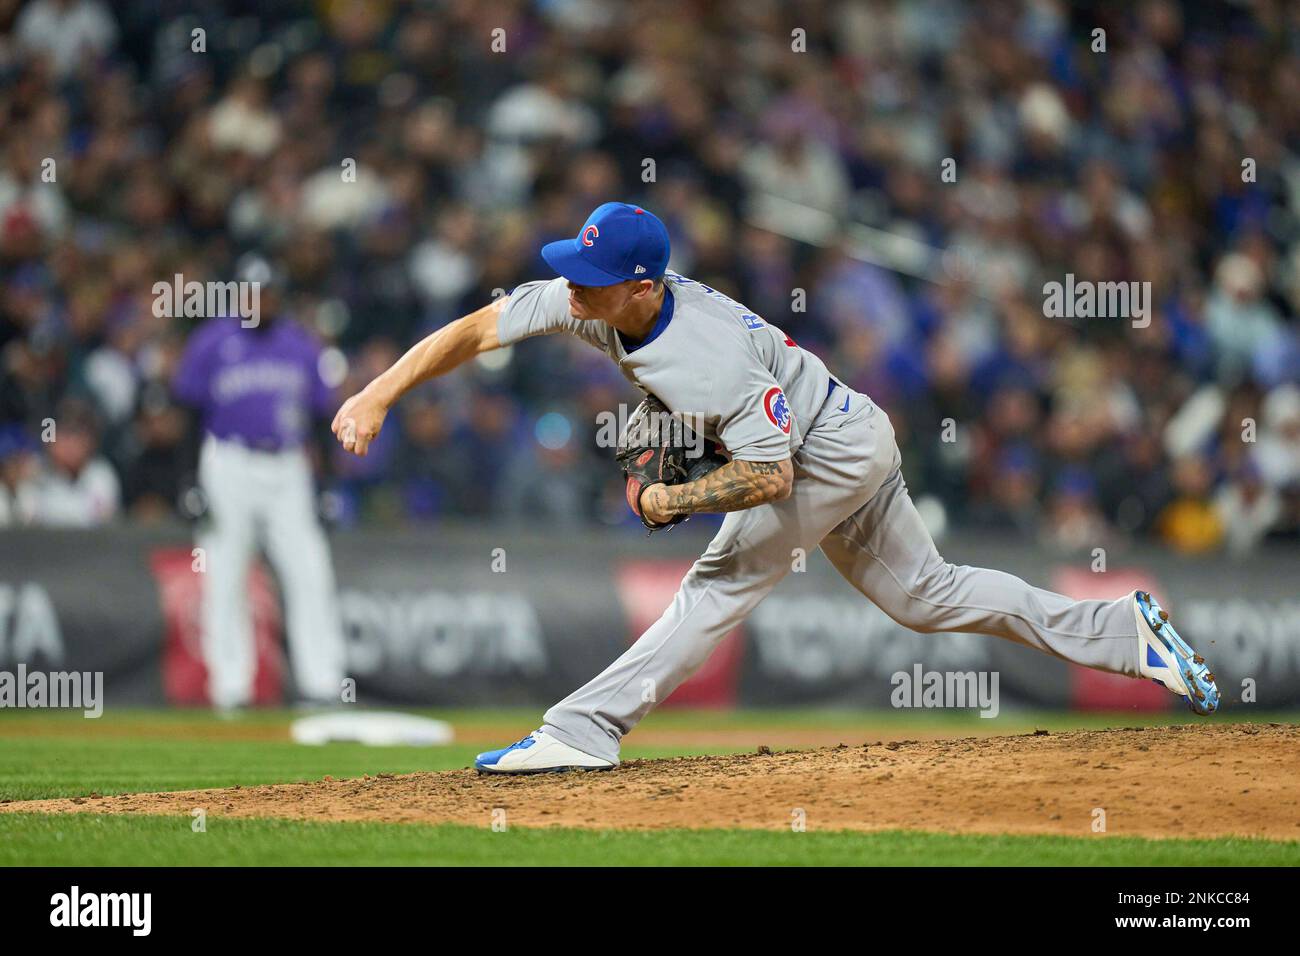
[172,256,346,711]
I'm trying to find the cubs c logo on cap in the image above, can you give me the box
[541,202,670,286]
[763,387,792,434]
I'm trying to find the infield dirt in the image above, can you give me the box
[5,723,1296,840]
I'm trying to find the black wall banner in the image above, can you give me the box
[0,524,1297,711]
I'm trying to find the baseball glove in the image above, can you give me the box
[616,395,729,532]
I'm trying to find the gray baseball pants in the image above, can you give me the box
[543,389,1140,763]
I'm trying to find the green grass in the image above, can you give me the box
[0,709,741,801]
[0,737,475,801]
[1,703,1286,734]
[2,813,1295,866]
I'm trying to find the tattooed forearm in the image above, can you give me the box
[658,458,793,517]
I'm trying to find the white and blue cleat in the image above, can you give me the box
[474,730,616,775]
[1135,590,1220,715]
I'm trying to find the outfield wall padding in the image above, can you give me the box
[0,524,1296,712]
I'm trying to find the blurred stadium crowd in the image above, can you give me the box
[0,0,1297,553]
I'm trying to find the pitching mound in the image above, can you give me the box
[5,723,1297,840]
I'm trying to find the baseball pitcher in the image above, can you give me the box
[333,202,1220,773]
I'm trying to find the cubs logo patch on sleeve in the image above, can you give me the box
[763,386,792,434]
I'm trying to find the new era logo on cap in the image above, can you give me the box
[541,202,670,287]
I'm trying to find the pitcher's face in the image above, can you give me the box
[566,279,650,321]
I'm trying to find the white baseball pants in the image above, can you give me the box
[197,436,346,708]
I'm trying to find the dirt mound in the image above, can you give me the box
[6,723,1297,840]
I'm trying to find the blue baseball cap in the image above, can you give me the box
[541,202,670,287]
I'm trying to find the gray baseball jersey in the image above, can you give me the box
[499,272,833,461]
[499,270,1144,763]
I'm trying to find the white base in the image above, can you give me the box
[290,711,455,747]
